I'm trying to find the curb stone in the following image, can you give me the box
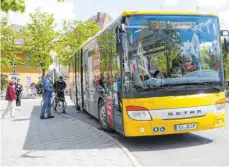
[61,113,143,167]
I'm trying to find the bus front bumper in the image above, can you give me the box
[124,112,225,137]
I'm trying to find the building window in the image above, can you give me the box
[14,38,25,45]
[25,77,32,87]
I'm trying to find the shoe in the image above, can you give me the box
[0,115,4,119]
[40,116,45,119]
[63,111,66,114]
[47,116,54,119]
[10,116,15,119]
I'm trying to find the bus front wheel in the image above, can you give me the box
[98,100,112,132]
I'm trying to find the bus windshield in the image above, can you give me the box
[123,15,223,93]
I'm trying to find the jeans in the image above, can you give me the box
[40,96,52,117]
[16,96,21,106]
[1,100,16,117]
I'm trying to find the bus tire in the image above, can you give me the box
[98,100,112,132]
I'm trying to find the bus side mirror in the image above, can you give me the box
[118,24,126,33]
[220,30,229,52]
[116,27,121,44]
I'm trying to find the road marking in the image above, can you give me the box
[219,129,229,135]
[61,113,143,167]
[217,131,229,139]
[213,129,229,139]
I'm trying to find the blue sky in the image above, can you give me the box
[1,0,228,29]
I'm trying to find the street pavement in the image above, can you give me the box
[0,99,138,167]
[1,97,229,166]
[65,98,229,166]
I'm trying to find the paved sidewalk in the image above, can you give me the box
[0,98,136,166]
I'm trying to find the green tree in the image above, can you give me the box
[21,9,56,79]
[55,20,100,66]
[0,74,9,91]
[0,0,65,13]
[0,16,22,67]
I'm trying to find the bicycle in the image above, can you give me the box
[52,90,67,114]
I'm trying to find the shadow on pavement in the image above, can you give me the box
[22,105,119,151]
[64,104,214,152]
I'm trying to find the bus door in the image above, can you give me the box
[83,50,90,111]
[74,53,79,109]
[112,27,124,135]
[78,50,83,112]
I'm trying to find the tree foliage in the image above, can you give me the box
[0,0,65,13]
[55,20,100,66]
[20,9,56,78]
[0,0,25,13]
[0,16,22,67]
[0,74,9,91]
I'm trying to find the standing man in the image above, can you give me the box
[53,76,67,113]
[15,79,23,108]
[1,80,16,118]
[40,76,54,119]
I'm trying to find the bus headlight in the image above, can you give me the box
[215,98,226,114]
[126,106,152,121]
[215,104,226,114]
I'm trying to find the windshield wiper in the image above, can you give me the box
[176,82,221,92]
[195,82,221,92]
[137,82,221,92]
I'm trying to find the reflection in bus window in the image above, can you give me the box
[124,15,222,92]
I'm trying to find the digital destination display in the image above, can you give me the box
[152,21,196,29]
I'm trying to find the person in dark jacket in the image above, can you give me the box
[15,79,23,107]
[1,80,17,118]
[53,76,67,113]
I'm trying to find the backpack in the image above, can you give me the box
[36,83,44,95]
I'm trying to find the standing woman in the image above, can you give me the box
[1,80,16,118]
[15,79,23,108]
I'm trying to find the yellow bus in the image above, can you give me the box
[69,11,229,137]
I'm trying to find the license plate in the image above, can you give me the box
[174,123,197,131]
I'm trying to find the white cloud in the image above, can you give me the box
[1,0,76,26]
[163,0,178,6]
[197,0,229,9]
[196,0,229,29]
[219,10,229,29]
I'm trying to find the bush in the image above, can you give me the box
[1,74,8,91]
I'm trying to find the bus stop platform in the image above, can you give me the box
[0,99,139,167]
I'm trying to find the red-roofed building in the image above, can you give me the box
[87,12,112,29]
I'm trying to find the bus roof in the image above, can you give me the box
[122,10,218,17]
